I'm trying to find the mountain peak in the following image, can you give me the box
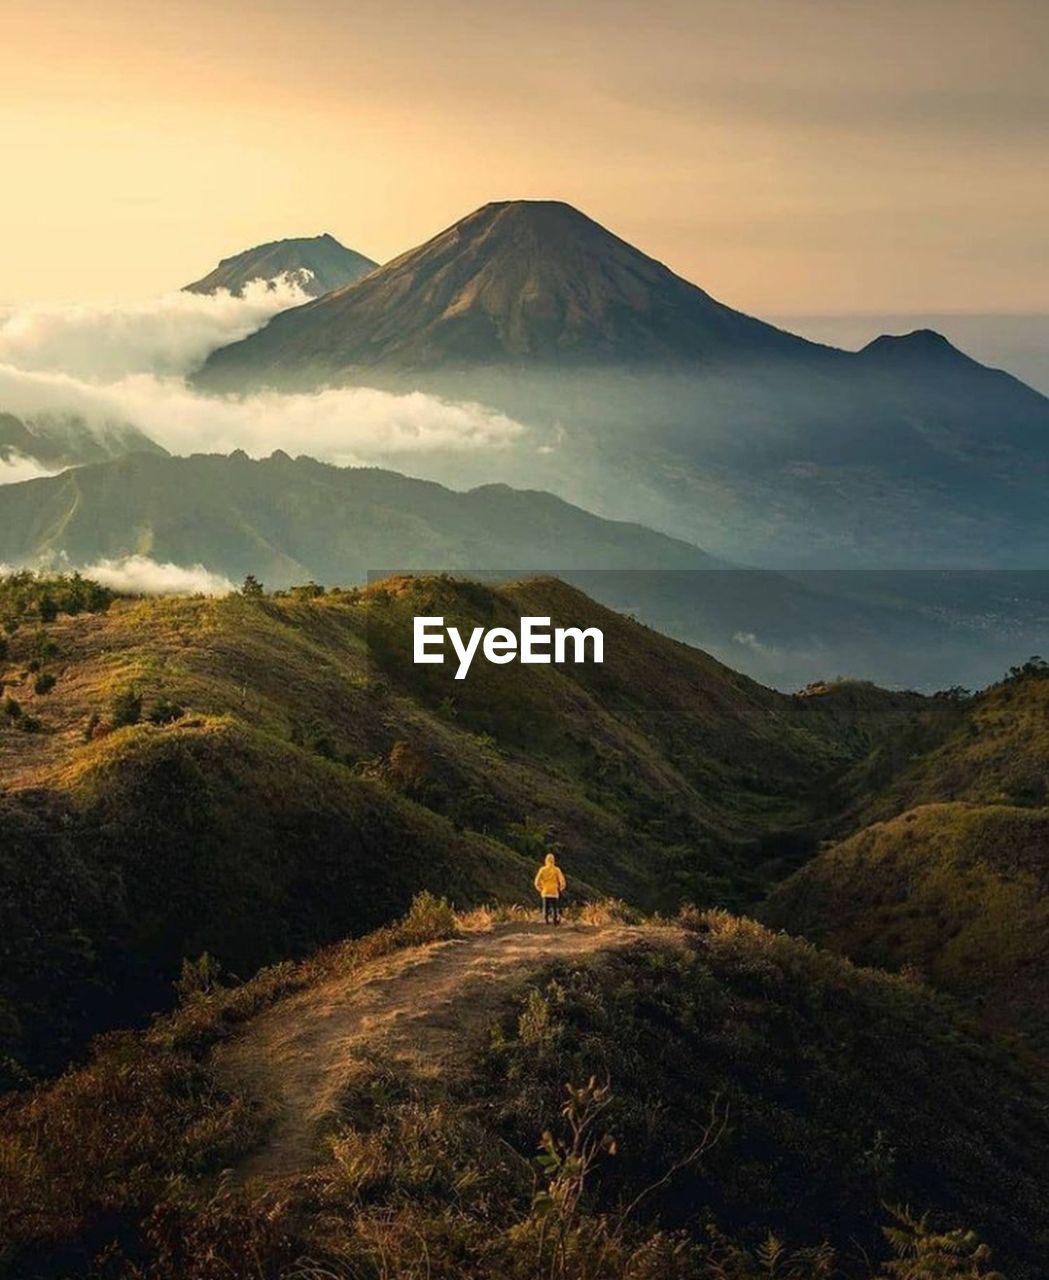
[184,234,377,299]
[198,201,813,384]
[859,328,971,365]
[462,198,601,231]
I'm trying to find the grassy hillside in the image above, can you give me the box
[0,573,916,1084]
[1,903,1044,1279]
[762,803,1049,1052]
[850,660,1049,817]
[760,663,1049,1049]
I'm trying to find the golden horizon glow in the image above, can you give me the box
[2,0,1046,312]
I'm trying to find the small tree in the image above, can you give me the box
[110,686,142,728]
[241,574,264,597]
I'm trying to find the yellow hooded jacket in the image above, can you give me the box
[534,853,566,898]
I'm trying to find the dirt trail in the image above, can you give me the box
[218,921,676,1180]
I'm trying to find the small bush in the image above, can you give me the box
[310,732,337,759]
[3,696,20,720]
[33,672,57,695]
[399,891,459,945]
[148,699,185,726]
[18,715,42,733]
[110,686,142,728]
[384,739,433,795]
[174,952,224,1002]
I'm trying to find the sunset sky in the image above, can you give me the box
[3,0,1046,312]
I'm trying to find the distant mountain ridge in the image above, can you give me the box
[0,450,720,584]
[184,232,377,298]
[3,450,1048,691]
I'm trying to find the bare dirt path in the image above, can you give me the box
[217,921,677,1180]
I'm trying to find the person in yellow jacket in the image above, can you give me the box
[534,852,567,925]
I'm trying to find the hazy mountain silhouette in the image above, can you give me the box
[184,232,377,299]
[3,450,1047,689]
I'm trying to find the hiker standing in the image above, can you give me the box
[534,852,567,925]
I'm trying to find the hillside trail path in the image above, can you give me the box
[217,920,680,1181]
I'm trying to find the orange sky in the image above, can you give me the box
[2,0,1046,311]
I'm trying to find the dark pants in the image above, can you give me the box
[543,896,561,924]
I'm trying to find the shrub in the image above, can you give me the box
[110,686,142,728]
[18,715,42,733]
[310,732,337,759]
[3,696,20,720]
[174,952,225,1002]
[33,672,57,695]
[384,739,433,795]
[148,699,185,726]
[398,891,459,944]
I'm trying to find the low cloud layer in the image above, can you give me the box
[0,277,525,465]
[0,451,61,485]
[0,364,522,463]
[80,555,235,597]
[0,276,311,380]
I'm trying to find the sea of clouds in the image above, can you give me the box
[0,274,524,593]
[0,274,523,473]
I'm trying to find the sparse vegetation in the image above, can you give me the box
[0,907,1040,1279]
